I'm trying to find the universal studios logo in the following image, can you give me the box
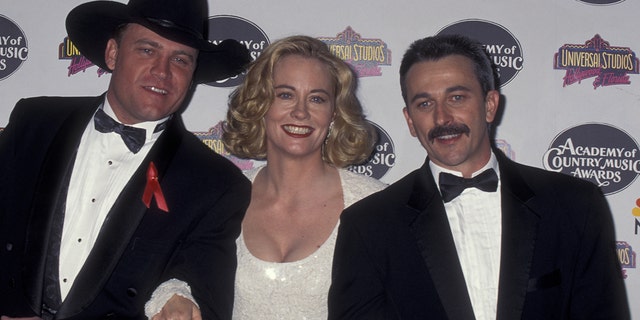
[543,123,640,195]
[553,34,639,89]
[318,26,392,78]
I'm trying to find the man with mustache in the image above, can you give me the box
[328,34,629,319]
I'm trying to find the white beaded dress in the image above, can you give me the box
[232,166,386,320]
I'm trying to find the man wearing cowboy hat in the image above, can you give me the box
[0,0,251,319]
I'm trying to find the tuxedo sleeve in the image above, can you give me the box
[0,99,41,316]
[328,208,399,320]
[568,185,630,319]
[161,173,250,320]
[0,99,32,182]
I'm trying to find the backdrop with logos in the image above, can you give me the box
[2,0,639,317]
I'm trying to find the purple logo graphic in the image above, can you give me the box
[495,139,516,161]
[616,241,636,279]
[318,26,392,78]
[0,14,28,81]
[554,34,638,89]
[59,36,107,77]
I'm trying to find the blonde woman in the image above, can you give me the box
[146,35,386,320]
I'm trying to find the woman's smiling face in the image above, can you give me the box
[264,54,336,160]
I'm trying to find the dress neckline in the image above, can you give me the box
[239,165,345,264]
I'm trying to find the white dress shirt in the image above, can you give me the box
[58,100,167,299]
[430,152,502,320]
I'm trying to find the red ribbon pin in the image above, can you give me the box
[142,161,169,212]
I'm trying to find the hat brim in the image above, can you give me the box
[65,1,249,83]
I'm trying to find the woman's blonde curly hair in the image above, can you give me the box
[222,35,376,168]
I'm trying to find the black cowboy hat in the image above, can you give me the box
[65,0,250,83]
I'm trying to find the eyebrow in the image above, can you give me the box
[274,84,332,96]
[409,85,471,104]
[134,39,196,63]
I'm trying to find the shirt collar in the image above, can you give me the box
[101,98,170,141]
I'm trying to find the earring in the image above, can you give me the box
[324,121,334,145]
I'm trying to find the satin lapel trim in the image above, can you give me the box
[22,104,97,314]
[408,162,476,320]
[496,156,539,320]
[57,116,183,318]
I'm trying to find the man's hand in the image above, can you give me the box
[1,316,43,320]
[150,294,202,320]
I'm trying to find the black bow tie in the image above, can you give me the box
[439,169,499,203]
[94,108,146,153]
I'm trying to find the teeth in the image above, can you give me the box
[148,86,168,95]
[438,134,459,140]
[283,125,312,135]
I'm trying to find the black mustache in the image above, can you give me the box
[428,124,470,141]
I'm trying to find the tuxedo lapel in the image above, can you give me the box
[22,101,98,314]
[407,161,476,320]
[56,115,183,318]
[495,153,540,320]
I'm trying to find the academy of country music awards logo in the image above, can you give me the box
[0,14,28,81]
[437,19,524,88]
[553,34,639,89]
[543,123,640,196]
[348,122,395,180]
[206,15,269,88]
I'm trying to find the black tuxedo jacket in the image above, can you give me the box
[0,96,251,319]
[329,151,629,319]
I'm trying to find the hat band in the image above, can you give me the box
[145,17,204,41]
